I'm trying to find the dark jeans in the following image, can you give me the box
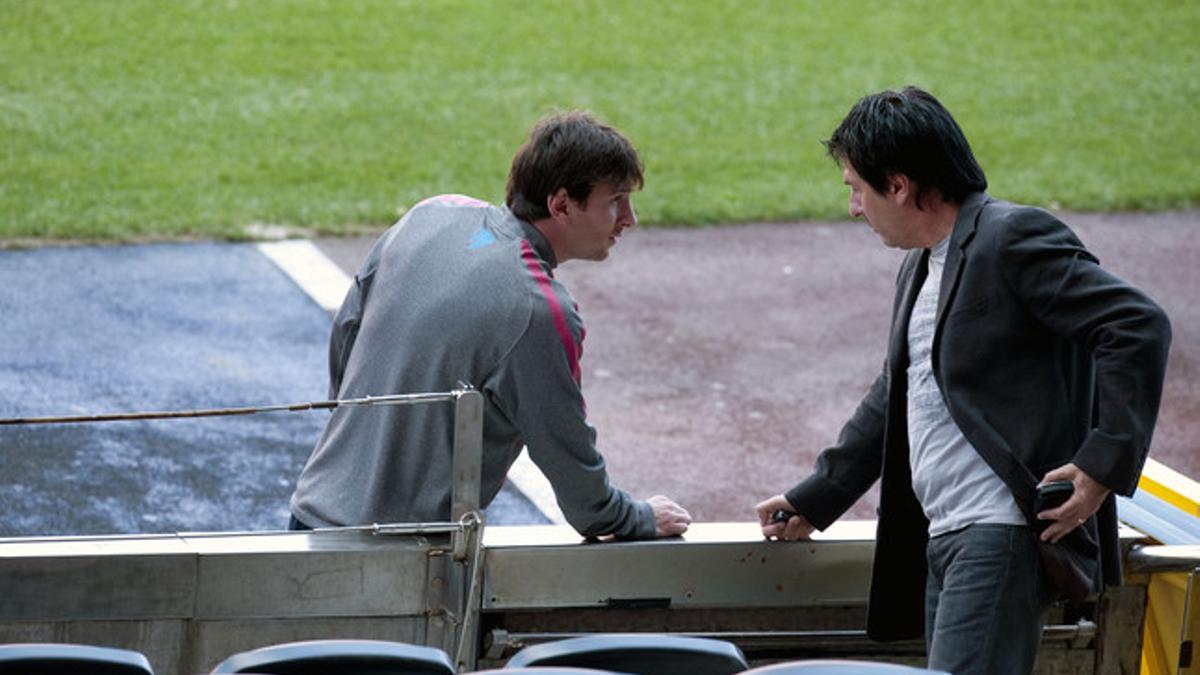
[925,523,1047,675]
[288,514,313,531]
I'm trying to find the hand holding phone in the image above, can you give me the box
[1034,480,1074,532]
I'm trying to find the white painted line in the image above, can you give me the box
[255,239,564,525]
[256,240,352,313]
[508,448,568,524]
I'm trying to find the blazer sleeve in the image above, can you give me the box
[997,208,1172,495]
[785,366,888,529]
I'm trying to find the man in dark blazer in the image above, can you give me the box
[756,87,1171,674]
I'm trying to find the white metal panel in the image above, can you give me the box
[0,552,197,620]
[483,531,874,610]
[190,531,451,619]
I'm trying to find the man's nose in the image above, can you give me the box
[621,202,637,229]
[849,197,863,218]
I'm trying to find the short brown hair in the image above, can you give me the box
[506,111,644,222]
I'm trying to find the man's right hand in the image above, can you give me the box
[647,495,691,537]
[755,494,816,541]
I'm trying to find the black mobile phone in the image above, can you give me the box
[1034,480,1074,515]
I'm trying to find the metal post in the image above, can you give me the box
[447,388,486,669]
[450,388,484,521]
[453,511,486,670]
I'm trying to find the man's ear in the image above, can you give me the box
[887,173,912,202]
[546,188,571,220]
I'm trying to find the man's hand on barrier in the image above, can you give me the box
[647,495,692,537]
[756,494,815,541]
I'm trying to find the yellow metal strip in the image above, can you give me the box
[1139,457,1200,518]
[1144,572,1191,674]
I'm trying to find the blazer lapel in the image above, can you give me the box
[889,249,928,371]
[933,193,989,352]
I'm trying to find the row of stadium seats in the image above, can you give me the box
[0,635,948,674]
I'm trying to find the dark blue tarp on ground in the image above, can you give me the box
[0,242,546,536]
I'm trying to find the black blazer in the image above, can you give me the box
[785,192,1172,640]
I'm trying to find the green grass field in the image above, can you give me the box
[2,0,1197,242]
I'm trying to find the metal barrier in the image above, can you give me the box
[0,521,1162,673]
[474,522,1144,673]
[1121,458,1200,675]
[0,387,487,674]
[1,389,1197,674]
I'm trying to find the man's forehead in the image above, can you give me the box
[596,181,635,195]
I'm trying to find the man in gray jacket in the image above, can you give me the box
[290,112,691,540]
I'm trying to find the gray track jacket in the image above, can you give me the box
[290,195,654,539]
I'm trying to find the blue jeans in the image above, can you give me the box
[925,523,1047,675]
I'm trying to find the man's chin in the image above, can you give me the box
[873,232,899,249]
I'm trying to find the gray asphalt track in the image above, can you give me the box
[0,242,546,537]
[323,210,1200,524]
[2,210,1194,536]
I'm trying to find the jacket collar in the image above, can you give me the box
[889,192,991,369]
[500,206,559,269]
[946,191,989,253]
[935,192,990,324]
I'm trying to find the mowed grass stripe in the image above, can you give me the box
[2,0,1197,241]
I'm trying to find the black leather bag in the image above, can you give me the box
[1037,533,1099,602]
[1023,483,1101,602]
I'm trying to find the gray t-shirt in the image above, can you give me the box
[290,195,654,539]
[907,237,1025,537]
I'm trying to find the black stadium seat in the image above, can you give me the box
[477,662,633,667]
[0,643,155,675]
[504,634,749,675]
[209,639,455,675]
[742,659,950,674]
